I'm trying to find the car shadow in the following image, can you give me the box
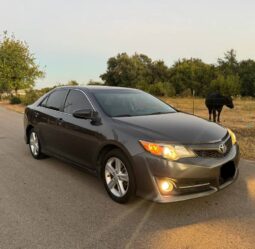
[35,152,254,226]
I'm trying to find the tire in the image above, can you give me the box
[102,149,136,204]
[28,129,45,159]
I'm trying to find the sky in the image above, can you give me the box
[0,0,255,88]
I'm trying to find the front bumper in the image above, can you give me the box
[133,144,240,203]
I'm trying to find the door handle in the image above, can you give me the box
[57,118,63,125]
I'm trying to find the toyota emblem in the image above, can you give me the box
[218,143,227,154]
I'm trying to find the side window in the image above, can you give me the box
[45,90,68,111]
[64,90,91,114]
[40,96,48,107]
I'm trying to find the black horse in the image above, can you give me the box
[205,92,234,122]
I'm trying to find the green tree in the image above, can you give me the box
[148,60,170,85]
[100,53,138,87]
[238,60,255,97]
[169,59,215,96]
[213,49,241,96]
[210,74,240,96]
[100,50,255,97]
[87,79,104,85]
[218,49,239,76]
[67,80,79,86]
[0,31,45,95]
[100,53,170,89]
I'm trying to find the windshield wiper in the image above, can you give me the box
[113,112,173,117]
[113,114,132,117]
[145,111,173,115]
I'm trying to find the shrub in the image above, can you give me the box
[163,83,176,97]
[148,83,163,96]
[210,74,240,96]
[10,96,22,104]
[21,89,40,105]
[180,89,192,97]
[136,81,150,92]
[148,82,176,97]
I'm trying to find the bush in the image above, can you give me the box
[148,83,163,96]
[210,74,240,96]
[136,81,150,92]
[21,89,40,105]
[163,83,176,97]
[10,96,22,104]
[148,82,176,97]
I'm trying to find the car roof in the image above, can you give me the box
[55,85,142,93]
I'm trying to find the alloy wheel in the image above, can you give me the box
[105,157,129,197]
[29,132,39,156]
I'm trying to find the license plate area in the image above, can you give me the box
[219,161,236,185]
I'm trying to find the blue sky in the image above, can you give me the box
[1,0,255,88]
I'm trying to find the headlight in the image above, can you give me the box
[139,140,197,161]
[227,129,237,145]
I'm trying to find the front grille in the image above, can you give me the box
[194,137,232,158]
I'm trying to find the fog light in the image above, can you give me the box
[161,181,173,191]
[157,179,175,194]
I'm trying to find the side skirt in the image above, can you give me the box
[41,149,99,177]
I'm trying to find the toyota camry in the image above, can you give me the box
[24,86,240,203]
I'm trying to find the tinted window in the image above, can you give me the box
[64,90,91,114]
[45,90,68,111]
[40,96,48,107]
[93,90,176,117]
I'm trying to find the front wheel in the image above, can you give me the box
[102,149,135,203]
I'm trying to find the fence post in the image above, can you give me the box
[192,90,195,115]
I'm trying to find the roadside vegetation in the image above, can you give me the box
[0,31,44,98]
[101,50,255,98]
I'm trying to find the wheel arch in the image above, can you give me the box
[96,142,135,178]
[25,125,34,144]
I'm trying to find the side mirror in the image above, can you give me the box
[73,109,101,124]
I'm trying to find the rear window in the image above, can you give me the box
[43,90,68,111]
[64,90,91,114]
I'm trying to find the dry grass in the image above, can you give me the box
[162,97,255,160]
[1,98,254,160]
[0,101,25,114]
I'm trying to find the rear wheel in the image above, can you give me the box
[29,129,45,159]
[102,149,135,203]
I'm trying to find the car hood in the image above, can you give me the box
[113,112,227,144]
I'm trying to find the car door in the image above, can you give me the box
[59,89,102,168]
[37,89,69,155]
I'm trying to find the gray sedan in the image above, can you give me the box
[24,86,240,203]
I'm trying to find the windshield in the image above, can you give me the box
[93,90,176,117]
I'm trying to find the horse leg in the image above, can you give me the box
[213,109,216,122]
